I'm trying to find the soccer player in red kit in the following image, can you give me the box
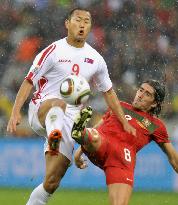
[72,79,178,205]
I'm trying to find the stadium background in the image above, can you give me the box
[0,0,178,204]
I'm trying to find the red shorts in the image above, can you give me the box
[104,166,134,187]
[82,130,135,187]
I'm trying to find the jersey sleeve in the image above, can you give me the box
[153,120,170,143]
[93,57,112,92]
[25,43,56,85]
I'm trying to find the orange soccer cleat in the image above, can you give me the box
[48,129,62,155]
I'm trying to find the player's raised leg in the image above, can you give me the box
[38,99,66,155]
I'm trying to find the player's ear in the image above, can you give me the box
[65,19,69,29]
[151,101,157,109]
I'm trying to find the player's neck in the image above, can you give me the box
[66,37,85,48]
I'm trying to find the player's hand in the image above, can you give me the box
[74,155,88,169]
[7,112,22,133]
[74,146,88,169]
[123,121,136,136]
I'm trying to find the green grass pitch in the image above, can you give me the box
[0,188,177,205]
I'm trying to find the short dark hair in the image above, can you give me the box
[67,8,92,22]
[143,79,165,116]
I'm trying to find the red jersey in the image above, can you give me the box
[82,101,170,186]
[98,101,169,150]
[93,101,170,170]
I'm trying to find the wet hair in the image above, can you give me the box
[67,8,92,22]
[142,79,165,116]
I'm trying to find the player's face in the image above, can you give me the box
[65,10,92,44]
[132,83,157,112]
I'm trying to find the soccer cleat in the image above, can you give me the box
[48,129,62,155]
[72,106,93,144]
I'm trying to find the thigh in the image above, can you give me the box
[108,183,132,205]
[82,128,102,152]
[82,132,108,169]
[28,100,46,136]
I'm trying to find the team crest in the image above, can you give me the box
[141,118,151,128]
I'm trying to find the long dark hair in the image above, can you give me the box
[143,80,165,116]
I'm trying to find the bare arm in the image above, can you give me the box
[103,88,136,135]
[7,79,33,133]
[159,142,178,173]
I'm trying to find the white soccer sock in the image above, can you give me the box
[26,184,51,205]
[45,106,64,137]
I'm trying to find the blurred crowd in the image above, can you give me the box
[0,0,178,137]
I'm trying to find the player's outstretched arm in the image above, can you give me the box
[103,88,136,136]
[159,142,178,173]
[74,146,88,169]
[7,79,33,133]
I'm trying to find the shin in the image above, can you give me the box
[45,107,64,154]
[45,106,64,136]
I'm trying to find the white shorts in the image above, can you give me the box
[28,99,81,161]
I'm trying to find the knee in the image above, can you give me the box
[43,175,60,194]
[52,99,66,110]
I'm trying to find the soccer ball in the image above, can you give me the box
[60,74,91,105]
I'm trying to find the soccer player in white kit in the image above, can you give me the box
[7,8,135,205]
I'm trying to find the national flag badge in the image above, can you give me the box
[84,58,94,64]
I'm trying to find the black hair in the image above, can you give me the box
[67,8,92,22]
[142,79,165,116]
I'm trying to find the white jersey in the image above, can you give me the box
[26,37,112,103]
